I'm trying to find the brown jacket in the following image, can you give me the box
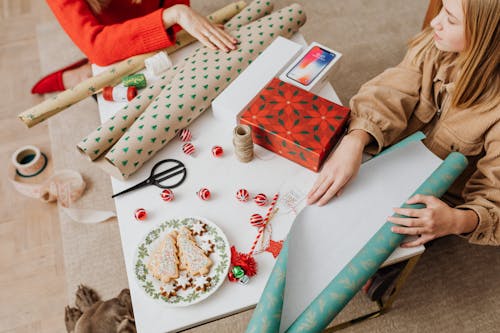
[348,39,500,246]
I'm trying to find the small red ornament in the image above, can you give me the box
[236,188,249,202]
[227,271,238,282]
[197,188,211,200]
[134,208,147,221]
[254,193,268,206]
[250,213,264,227]
[230,246,257,277]
[182,142,195,155]
[160,189,174,202]
[179,128,192,142]
[211,146,224,157]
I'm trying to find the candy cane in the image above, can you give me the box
[249,193,279,255]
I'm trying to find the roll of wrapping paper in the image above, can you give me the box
[17,1,247,128]
[77,0,274,162]
[104,3,306,178]
[245,140,468,333]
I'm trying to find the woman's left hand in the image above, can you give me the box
[387,194,477,247]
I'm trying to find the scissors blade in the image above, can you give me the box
[111,178,150,198]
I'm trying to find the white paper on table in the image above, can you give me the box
[279,140,442,332]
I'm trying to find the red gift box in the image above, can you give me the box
[239,78,350,172]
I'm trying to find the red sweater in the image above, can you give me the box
[47,0,190,65]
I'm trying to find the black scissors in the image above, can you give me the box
[111,159,187,198]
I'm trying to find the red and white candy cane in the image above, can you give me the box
[249,193,279,255]
[182,142,195,155]
[134,208,147,221]
[254,193,268,206]
[179,128,192,142]
[236,188,249,202]
[211,146,224,157]
[197,188,211,200]
[160,188,174,202]
[249,213,264,227]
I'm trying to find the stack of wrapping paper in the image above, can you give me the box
[245,132,468,333]
[18,1,247,128]
[77,0,307,179]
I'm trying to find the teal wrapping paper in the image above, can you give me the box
[246,133,468,333]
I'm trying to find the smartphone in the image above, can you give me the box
[285,46,337,86]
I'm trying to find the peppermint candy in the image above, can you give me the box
[160,189,174,202]
[182,142,195,155]
[254,193,268,206]
[236,188,250,202]
[211,146,224,157]
[250,213,264,227]
[179,128,192,142]
[197,188,211,200]
[134,208,147,221]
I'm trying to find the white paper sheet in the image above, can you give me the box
[280,140,442,332]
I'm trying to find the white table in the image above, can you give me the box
[94,37,424,333]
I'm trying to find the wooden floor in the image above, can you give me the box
[0,1,68,332]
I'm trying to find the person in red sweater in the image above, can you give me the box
[32,0,238,94]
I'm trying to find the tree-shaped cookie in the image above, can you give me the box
[147,232,179,283]
[176,227,212,276]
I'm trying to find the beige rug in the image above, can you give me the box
[37,0,500,332]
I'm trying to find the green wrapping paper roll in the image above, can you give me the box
[105,3,306,178]
[77,67,180,160]
[246,135,468,333]
[77,0,275,165]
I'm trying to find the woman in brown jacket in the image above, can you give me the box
[308,0,499,246]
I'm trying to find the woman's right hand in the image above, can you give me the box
[163,5,238,52]
[307,130,371,206]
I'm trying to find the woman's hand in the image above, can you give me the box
[163,5,238,52]
[307,130,371,206]
[388,194,479,247]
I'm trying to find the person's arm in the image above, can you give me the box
[308,45,426,205]
[47,0,188,65]
[455,120,500,245]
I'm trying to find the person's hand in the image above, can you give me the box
[307,130,371,206]
[388,194,479,247]
[163,5,238,52]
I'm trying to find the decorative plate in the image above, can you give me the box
[134,217,230,306]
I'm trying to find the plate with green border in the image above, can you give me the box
[134,217,230,306]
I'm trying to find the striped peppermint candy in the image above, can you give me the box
[254,193,268,206]
[250,213,264,227]
[179,128,192,142]
[211,146,224,157]
[134,208,147,221]
[197,188,211,200]
[160,189,174,202]
[236,188,250,202]
[182,142,195,155]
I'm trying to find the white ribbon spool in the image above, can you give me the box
[145,51,173,77]
[11,145,47,177]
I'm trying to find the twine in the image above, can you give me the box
[233,125,254,162]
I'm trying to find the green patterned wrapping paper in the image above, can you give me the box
[77,0,274,162]
[246,135,468,333]
[105,3,306,178]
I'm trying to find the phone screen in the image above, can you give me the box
[286,46,336,86]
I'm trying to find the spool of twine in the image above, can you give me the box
[233,125,254,163]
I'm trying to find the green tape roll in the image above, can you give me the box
[122,73,147,89]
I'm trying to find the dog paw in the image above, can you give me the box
[75,284,100,312]
[117,316,136,333]
[64,306,82,333]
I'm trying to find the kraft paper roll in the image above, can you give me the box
[77,0,273,163]
[105,3,306,178]
[18,1,247,128]
[245,135,468,333]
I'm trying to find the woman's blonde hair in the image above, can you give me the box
[410,0,499,110]
[86,0,142,14]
